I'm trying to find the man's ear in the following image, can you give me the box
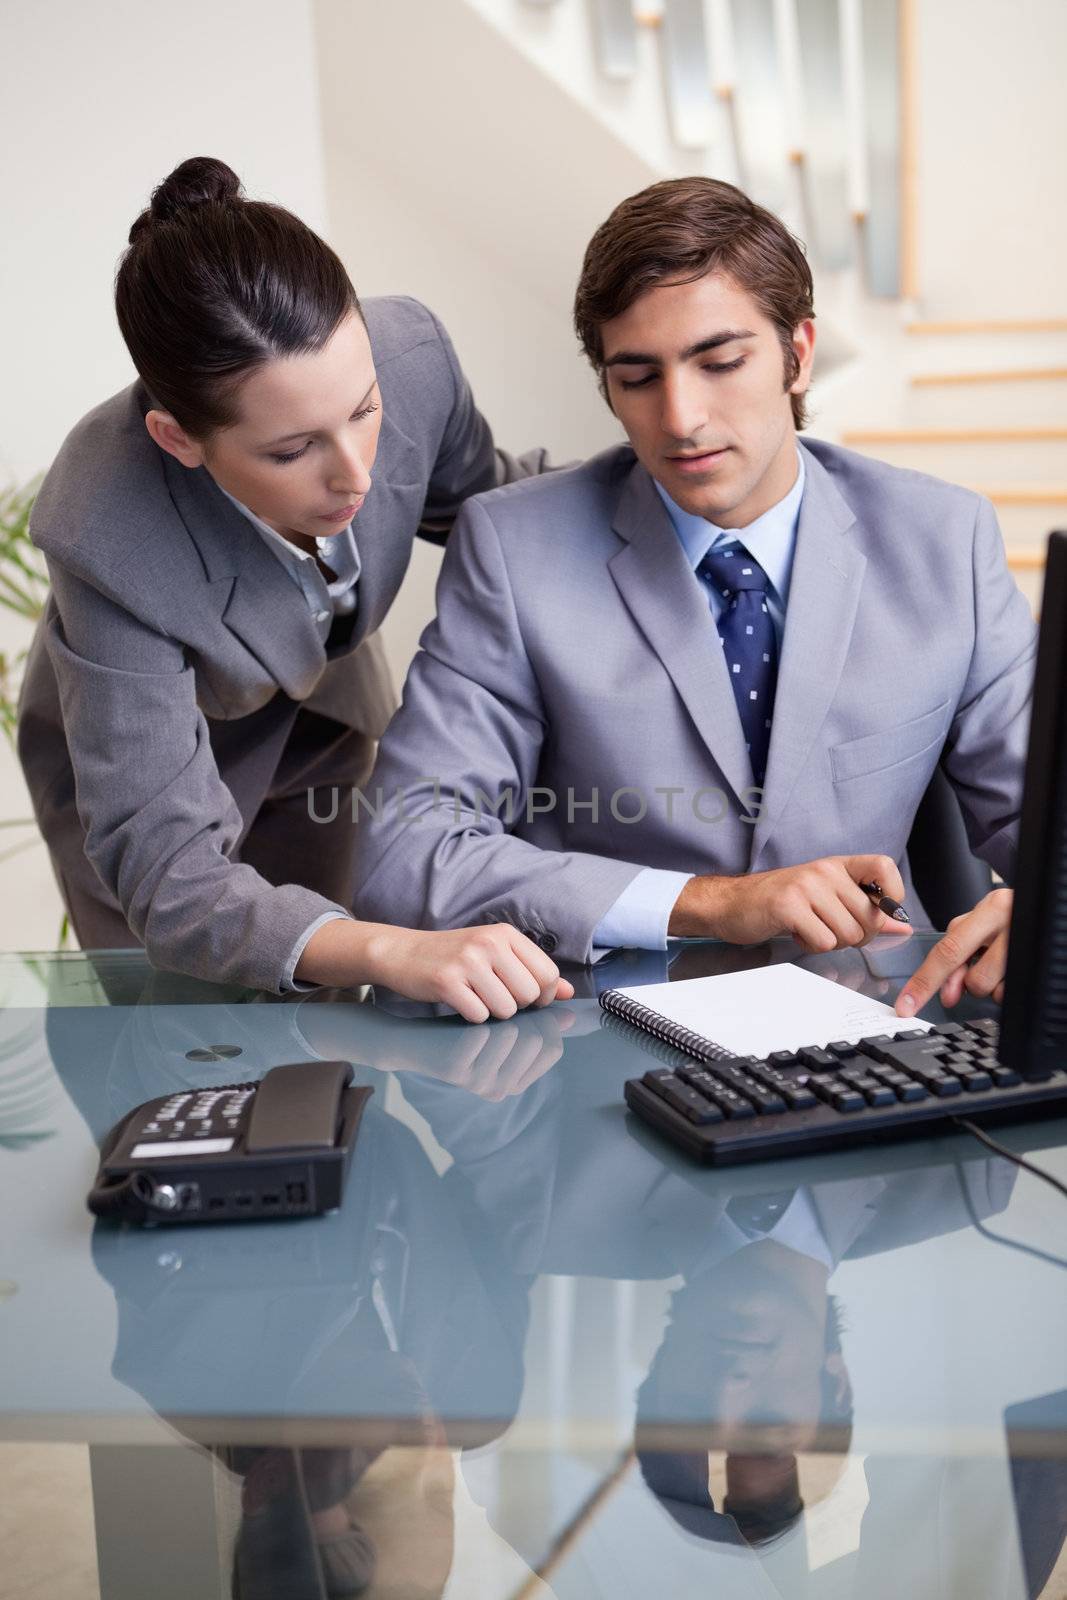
[789,319,817,397]
[145,409,206,469]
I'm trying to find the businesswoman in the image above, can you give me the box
[17,156,571,1019]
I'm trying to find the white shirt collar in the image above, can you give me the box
[653,447,805,611]
[216,483,354,563]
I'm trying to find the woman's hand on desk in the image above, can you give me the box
[295,918,574,1022]
[895,887,1013,1017]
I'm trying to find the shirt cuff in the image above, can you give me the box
[592,867,694,953]
[281,910,353,992]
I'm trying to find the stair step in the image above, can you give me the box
[1006,551,1046,570]
[906,319,1067,336]
[843,428,1067,445]
[911,368,1067,387]
[972,486,1067,506]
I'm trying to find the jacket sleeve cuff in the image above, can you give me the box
[280,911,353,992]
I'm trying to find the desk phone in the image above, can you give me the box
[87,1059,371,1225]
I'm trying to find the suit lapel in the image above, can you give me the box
[161,451,327,702]
[347,393,425,645]
[750,443,867,868]
[609,463,754,806]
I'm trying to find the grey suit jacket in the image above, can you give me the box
[18,296,547,990]
[353,438,1036,960]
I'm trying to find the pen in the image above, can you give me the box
[858,880,911,925]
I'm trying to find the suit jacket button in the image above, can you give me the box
[537,931,558,954]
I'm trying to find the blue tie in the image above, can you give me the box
[697,540,778,786]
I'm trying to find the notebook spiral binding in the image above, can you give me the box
[599,988,729,1062]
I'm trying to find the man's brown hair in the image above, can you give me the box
[574,177,815,430]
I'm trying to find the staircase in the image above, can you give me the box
[459,0,1064,610]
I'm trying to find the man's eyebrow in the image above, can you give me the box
[260,377,378,446]
[602,330,756,367]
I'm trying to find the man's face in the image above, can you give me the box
[600,271,815,528]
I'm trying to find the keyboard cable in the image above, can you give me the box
[951,1119,1067,1270]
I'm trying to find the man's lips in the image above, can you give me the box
[666,447,730,473]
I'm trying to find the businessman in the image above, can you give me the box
[353,178,1034,1015]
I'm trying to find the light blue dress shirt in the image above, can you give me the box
[593,451,806,954]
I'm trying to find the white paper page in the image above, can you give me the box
[610,962,932,1057]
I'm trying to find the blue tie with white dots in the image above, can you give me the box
[697,540,778,787]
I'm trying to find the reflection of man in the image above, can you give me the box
[635,1201,853,1549]
[354,177,1032,1016]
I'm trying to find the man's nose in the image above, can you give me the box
[659,374,707,444]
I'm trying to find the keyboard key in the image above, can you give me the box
[896,1081,928,1102]
[711,1088,757,1120]
[748,1065,818,1110]
[798,1047,838,1070]
[961,1070,993,1091]
[992,1067,1021,1088]
[925,1075,963,1098]
[832,1090,866,1113]
[782,1085,818,1110]
[966,1019,1000,1042]
[863,1085,897,1107]
[768,1050,800,1067]
[677,1070,756,1120]
[864,1038,950,1073]
[708,1063,786,1114]
[811,1077,864,1112]
[827,1040,860,1059]
[931,1022,969,1039]
[642,1072,724,1124]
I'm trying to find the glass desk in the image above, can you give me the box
[1,938,1065,1599]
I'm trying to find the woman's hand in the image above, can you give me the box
[296,917,573,1021]
[366,924,574,1021]
[895,887,1012,1017]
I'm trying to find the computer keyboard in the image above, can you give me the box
[621,1018,1067,1164]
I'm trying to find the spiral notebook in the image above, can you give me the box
[599,961,932,1061]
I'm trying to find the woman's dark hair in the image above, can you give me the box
[116,156,360,438]
[574,176,815,429]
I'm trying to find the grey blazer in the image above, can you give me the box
[18,296,547,990]
[353,438,1036,959]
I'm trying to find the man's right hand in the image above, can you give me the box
[668,854,911,952]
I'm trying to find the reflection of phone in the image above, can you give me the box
[87,1060,371,1226]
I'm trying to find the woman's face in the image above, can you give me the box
[150,311,383,542]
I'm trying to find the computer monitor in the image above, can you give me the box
[999,529,1067,1080]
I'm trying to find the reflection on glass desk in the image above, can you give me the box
[1,940,1066,1599]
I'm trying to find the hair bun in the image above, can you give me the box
[128,157,242,243]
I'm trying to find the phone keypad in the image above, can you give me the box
[147,1087,255,1139]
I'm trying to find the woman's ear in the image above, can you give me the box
[144,409,206,469]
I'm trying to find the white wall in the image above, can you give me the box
[0,0,328,948]
[915,0,1067,320]
[313,0,652,679]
